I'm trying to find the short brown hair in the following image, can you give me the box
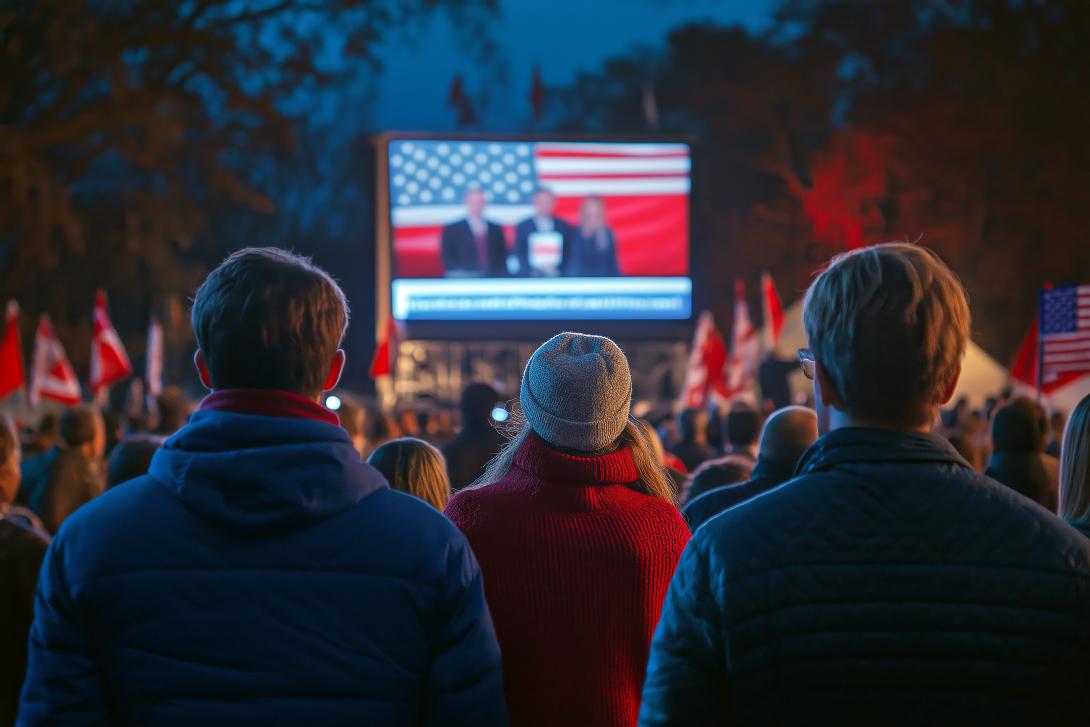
[803,243,969,427]
[192,248,349,396]
[367,437,451,511]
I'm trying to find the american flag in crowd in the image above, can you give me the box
[1041,285,1090,384]
[388,140,690,278]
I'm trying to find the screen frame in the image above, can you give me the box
[374,131,698,341]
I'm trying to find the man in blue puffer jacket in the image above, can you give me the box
[640,244,1090,725]
[18,248,507,725]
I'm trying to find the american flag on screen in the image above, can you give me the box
[388,140,690,278]
[1040,285,1090,384]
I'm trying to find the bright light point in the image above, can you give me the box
[325,395,342,411]
[491,407,509,422]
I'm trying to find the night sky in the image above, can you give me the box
[372,0,776,129]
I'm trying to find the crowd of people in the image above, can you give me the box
[3,243,1090,725]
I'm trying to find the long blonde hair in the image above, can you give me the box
[367,437,451,511]
[1059,394,1090,524]
[471,407,678,506]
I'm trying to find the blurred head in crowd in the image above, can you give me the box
[532,187,556,218]
[367,438,451,511]
[684,454,753,505]
[460,383,501,431]
[107,434,165,489]
[102,410,124,455]
[479,332,676,503]
[758,406,819,470]
[60,407,106,461]
[363,408,400,456]
[1048,410,1066,457]
[725,404,762,455]
[397,409,420,438]
[191,247,348,400]
[1059,394,1090,528]
[32,412,59,453]
[678,408,708,445]
[803,243,969,434]
[465,186,486,219]
[154,387,191,435]
[579,195,606,234]
[336,398,366,456]
[992,398,1047,455]
[0,414,21,504]
[987,397,1055,509]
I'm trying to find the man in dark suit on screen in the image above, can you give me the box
[514,186,572,277]
[440,186,508,277]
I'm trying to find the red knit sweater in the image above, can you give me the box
[445,433,690,727]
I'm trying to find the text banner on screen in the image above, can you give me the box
[392,278,692,321]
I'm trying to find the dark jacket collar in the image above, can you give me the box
[796,427,972,476]
[752,455,797,483]
[200,388,339,426]
[514,432,638,485]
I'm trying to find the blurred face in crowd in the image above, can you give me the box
[580,197,605,232]
[465,188,486,219]
[533,189,555,218]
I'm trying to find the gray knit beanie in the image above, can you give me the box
[520,332,632,452]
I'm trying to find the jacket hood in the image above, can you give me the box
[796,427,971,476]
[148,409,387,533]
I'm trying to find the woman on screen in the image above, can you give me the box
[563,195,621,277]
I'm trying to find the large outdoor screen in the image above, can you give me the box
[386,138,692,320]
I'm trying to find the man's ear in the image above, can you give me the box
[194,350,212,390]
[815,360,846,411]
[939,365,962,405]
[323,349,346,392]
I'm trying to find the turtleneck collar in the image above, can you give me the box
[200,389,340,426]
[514,432,638,485]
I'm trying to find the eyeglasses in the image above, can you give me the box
[798,348,816,380]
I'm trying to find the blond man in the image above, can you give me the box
[640,244,1090,725]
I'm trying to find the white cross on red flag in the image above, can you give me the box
[90,290,132,395]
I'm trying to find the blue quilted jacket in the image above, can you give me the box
[18,408,506,726]
[640,427,1090,725]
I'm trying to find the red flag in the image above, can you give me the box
[369,316,399,380]
[0,301,25,401]
[679,311,728,409]
[29,315,81,407]
[1010,317,1039,389]
[726,279,759,400]
[90,290,132,394]
[530,65,544,120]
[761,272,785,350]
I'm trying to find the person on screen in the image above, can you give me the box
[562,195,620,277]
[514,187,572,277]
[440,186,508,277]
